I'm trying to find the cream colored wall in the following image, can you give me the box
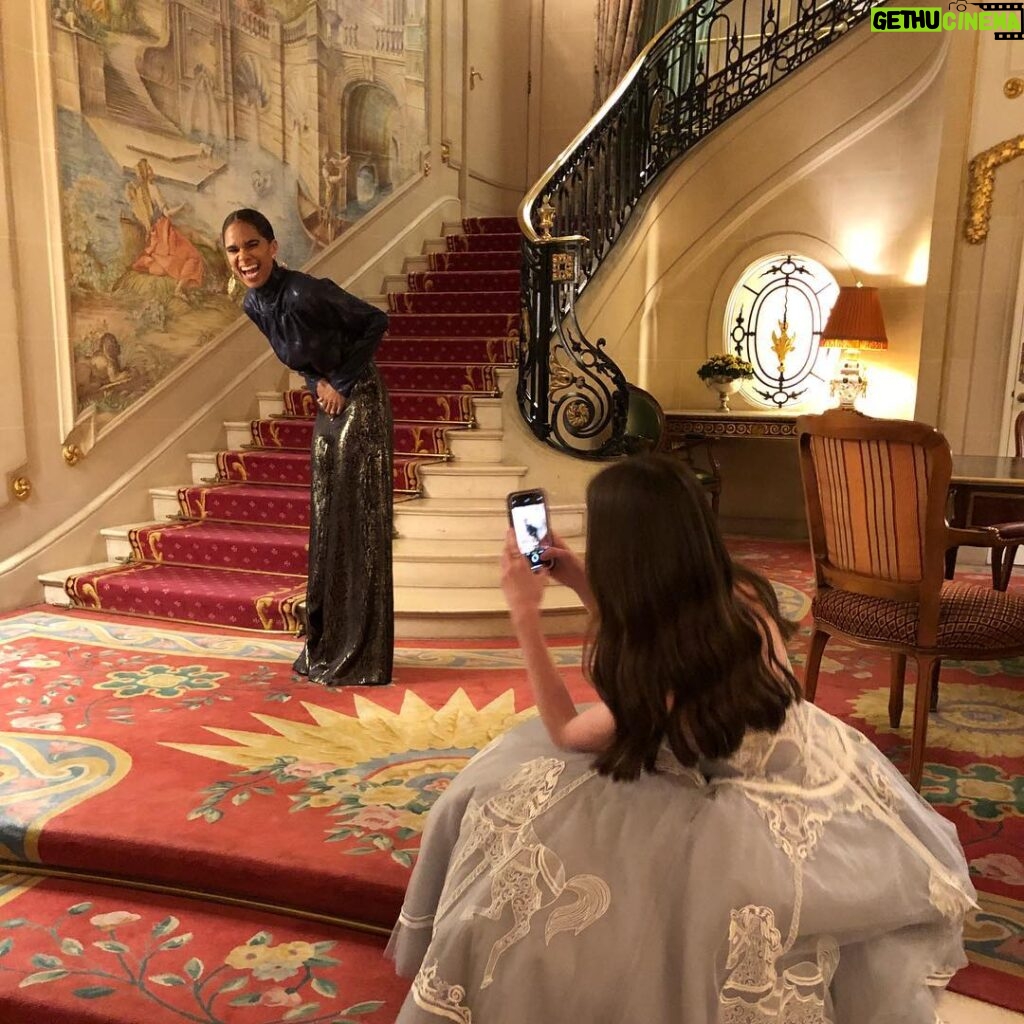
[0,0,463,610]
[569,28,949,535]
[528,0,598,181]
[920,35,1024,457]
[0,16,28,517]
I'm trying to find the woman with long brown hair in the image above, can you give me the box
[389,453,974,1023]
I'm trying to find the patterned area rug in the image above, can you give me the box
[0,535,1022,1017]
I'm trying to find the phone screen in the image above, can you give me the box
[508,491,550,571]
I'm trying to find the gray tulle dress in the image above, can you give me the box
[387,700,975,1023]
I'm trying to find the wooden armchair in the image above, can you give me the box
[797,409,1024,789]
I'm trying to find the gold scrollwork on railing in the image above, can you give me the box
[538,196,556,241]
[551,252,577,282]
[11,476,32,501]
[549,348,574,392]
[965,133,1024,244]
[62,444,84,466]
[564,399,593,429]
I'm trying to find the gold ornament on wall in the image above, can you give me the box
[11,477,32,501]
[62,444,84,466]
[1005,78,1024,99]
[965,133,1024,244]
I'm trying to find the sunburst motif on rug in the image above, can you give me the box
[164,690,536,867]
[850,682,1024,758]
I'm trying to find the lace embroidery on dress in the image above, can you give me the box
[411,960,472,1024]
[715,702,974,1019]
[436,756,611,989]
[719,703,975,916]
[720,909,836,1023]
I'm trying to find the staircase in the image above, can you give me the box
[42,218,588,638]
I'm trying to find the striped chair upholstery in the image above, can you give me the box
[809,436,929,583]
[797,409,1024,789]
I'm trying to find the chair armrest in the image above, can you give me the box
[946,525,1008,550]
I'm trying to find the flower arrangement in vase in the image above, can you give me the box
[696,353,754,412]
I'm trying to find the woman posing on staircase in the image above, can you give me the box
[222,208,393,687]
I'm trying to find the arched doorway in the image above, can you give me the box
[344,83,400,209]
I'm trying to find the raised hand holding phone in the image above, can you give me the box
[506,489,553,572]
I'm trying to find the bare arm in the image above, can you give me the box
[501,531,615,753]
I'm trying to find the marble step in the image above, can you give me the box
[393,536,584,588]
[394,497,585,541]
[39,564,588,638]
[400,255,430,275]
[416,461,526,499]
[391,584,587,639]
[257,390,285,419]
[446,427,503,462]
[145,489,583,543]
[95,523,580,589]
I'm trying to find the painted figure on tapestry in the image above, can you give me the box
[50,0,428,430]
[387,454,977,1022]
[124,159,206,298]
[223,208,393,687]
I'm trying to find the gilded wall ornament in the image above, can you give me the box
[965,133,1024,244]
[62,444,84,466]
[1004,78,1024,99]
[12,476,32,500]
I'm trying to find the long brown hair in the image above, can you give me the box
[584,453,800,780]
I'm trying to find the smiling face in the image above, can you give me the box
[223,219,279,290]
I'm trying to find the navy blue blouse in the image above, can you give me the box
[243,264,388,397]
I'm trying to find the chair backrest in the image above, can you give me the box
[623,384,666,453]
[796,410,952,619]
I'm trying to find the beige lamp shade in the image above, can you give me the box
[819,286,889,350]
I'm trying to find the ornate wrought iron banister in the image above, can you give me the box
[517,0,881,457]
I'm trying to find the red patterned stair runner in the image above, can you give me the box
[65,217,521,631]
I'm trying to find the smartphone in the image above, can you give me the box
[507,489,553,572]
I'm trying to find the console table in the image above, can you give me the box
[664,409,798,442]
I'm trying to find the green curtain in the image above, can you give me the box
[638,0,714,112]
[638,0,687,48]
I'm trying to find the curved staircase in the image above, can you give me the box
[43,218,588,638]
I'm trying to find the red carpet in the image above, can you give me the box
[3,537,1024,1015]
[64,218,520,631]
[0,872,406,1023]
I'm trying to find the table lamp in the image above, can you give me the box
[819,285,888,409]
